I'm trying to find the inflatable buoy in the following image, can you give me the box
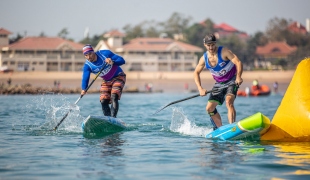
[261,58,310,141]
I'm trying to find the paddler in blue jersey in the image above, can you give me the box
[81,44,126,118]
[194,34,243,130]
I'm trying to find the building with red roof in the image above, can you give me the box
[1,35,85,71]
[214,23,238,32]
[255,41,297,69]
[214,23,249,41]
[96,31,203,71]
[1,28,202,72]
[0,28,12,49]
[287,21,307,35]
[199,21,249,41]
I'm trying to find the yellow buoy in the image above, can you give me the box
[261,58,310,141]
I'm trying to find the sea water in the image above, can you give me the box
[0,92,310,179]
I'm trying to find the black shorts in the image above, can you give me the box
[208,77,238,105]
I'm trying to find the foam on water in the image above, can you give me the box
[170,107,212,137]
[21,93,84,133]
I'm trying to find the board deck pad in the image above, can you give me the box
[205,112,270,140]
[82,115,126,137]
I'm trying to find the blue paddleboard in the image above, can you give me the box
[205,112,270,140]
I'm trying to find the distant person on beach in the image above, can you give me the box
[81,44,126,118]
[57,81,61,89]
[194,33,243,130]
[54,80,60,88]
[273,81,278,93]
[7,78,11,86]
[184,82,189,91]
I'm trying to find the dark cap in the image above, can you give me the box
[203,34,216,44]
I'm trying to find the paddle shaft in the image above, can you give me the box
[153,85,232,114]
[53,64,107,131]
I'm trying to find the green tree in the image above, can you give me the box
[163,12,192,38]
[122,20,163,44]
[9,33,24,44]
[265,17,291,41]
[144,20,161,37]
[264,17,310,68]
[122,12,192,43]
[79,34,102,46]
[244,32,268,65]
[287,43,310,68]
[123,23,144,43]
[39,31,46,37]
[57,28,69,39]
[185,18,215,49]
[218,34,247,57]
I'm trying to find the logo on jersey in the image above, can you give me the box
[219,69,227,76]
[99,64,112,76]
[219,62,226,67]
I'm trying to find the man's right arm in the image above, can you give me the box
[194,56,207,96]
[81,64,91,95]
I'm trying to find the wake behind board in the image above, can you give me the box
[205,112,270,140]
[82,115,126,136]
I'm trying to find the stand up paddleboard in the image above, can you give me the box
[206,112,270,140]
[82,115,126,136]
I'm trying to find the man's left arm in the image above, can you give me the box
[224,48,243,85]
[107,50,125,66]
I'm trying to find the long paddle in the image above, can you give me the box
[153,84,232,115]
[53,64,107,131]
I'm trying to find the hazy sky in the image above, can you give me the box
[1,0,309,42]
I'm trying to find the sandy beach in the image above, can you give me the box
[0,70,295,93]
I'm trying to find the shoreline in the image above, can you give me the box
[0,70,295,93]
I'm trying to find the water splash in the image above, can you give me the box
[169,107,212,137]
[19,93,84,134]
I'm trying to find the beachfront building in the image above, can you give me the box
[255,41,297,70]
[199,21,249,42]
[0,28,12,69]
[287,21,308,35]
[0,28,11,49]
[213,23,249,42]
[1,28,202,72]
[1,36,85,72]
[96,30,203,71]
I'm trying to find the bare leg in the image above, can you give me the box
[226,95,236,124]
[206,102,222,128]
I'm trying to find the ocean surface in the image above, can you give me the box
[1,92,310,180]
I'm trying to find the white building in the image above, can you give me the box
[96,30,203,72]
[1,28,203,72]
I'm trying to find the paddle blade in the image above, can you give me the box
[153,104,169,115]
[153,94,200,115]
[53,110,71,131]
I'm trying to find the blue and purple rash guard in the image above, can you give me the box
[204,46,236,83]
[81,50,125,90]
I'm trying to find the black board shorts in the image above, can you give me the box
[208,76,238,105]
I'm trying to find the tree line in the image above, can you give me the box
[10,12,310,69]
